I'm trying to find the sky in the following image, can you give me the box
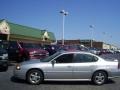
[0,0,120,47]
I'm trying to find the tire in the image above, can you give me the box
[92,71,107,85]
[26,69,44,85]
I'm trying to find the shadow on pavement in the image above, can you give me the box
[42,79,115,85]
[42,81,93,85]
[11,76,27,84]
[0,70,7,72]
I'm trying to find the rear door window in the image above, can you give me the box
[55,54,74,63]
[74,54,98,63]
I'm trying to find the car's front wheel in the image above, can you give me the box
[92,71,107,85]
[26,69,44,85]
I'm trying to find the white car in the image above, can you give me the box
[14,51,120,85]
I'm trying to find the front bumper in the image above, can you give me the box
[29,54,49,59]
[13,67,27,80]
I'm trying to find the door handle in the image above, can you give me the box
[67,66,72,68]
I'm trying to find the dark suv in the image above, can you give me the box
[8,41,49,62]
[43,45,59,55]
[0,41,8,71]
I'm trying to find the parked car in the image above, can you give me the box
[13,51,120,85]
[58,45,89,52]
[58,45,80,51]
[43,45,59,55]
[89,47,101,55]
[107,49,115,54]
[8,41,49,62]
[20,42,49,60]
[114,49,120,53]
[99,49,108,55]
[77,45,89,52]
[0,42,8,71]
[58,45,75,51]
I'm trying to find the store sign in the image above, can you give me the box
[0,20,10,34]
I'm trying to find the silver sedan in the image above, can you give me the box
[13,51,120,85]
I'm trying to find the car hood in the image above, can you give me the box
[25,48,47,52]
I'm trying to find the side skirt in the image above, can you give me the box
[44,79,91,81]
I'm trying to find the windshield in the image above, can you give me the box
[40,52,61,62]
[21,43,41,49]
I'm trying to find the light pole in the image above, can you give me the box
[89,25,94,48]
[60,10,68,45]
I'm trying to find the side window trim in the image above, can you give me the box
[50,53,63,62]
[53,53,74,63]
[73,53,98,63]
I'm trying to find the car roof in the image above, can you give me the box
[59,50,92,55]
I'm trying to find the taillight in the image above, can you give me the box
[19,48,24,56]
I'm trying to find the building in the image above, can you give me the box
[57,39,118,49]
[0,19,56,44]
[80,39,118,49]
[110,44,118,50]
[57,40,81,45]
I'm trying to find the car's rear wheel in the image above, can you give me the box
[27,69,44,85]
[92,71,107,85]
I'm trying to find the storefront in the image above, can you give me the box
[0,19,10,40]
[0,19,56,44]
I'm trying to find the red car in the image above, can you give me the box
[8,41,49,62]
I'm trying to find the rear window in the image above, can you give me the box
[74,54,98,63]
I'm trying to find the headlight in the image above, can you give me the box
[16,64,21,70]
[29,51,36,54]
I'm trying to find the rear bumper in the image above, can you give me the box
[108,70,120,79]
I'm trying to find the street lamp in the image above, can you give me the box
[60,10,68,45]
[89,25,94,48]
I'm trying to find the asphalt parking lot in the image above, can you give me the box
[0,53,120,90]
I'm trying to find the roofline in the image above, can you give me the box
[59,50,92,54]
